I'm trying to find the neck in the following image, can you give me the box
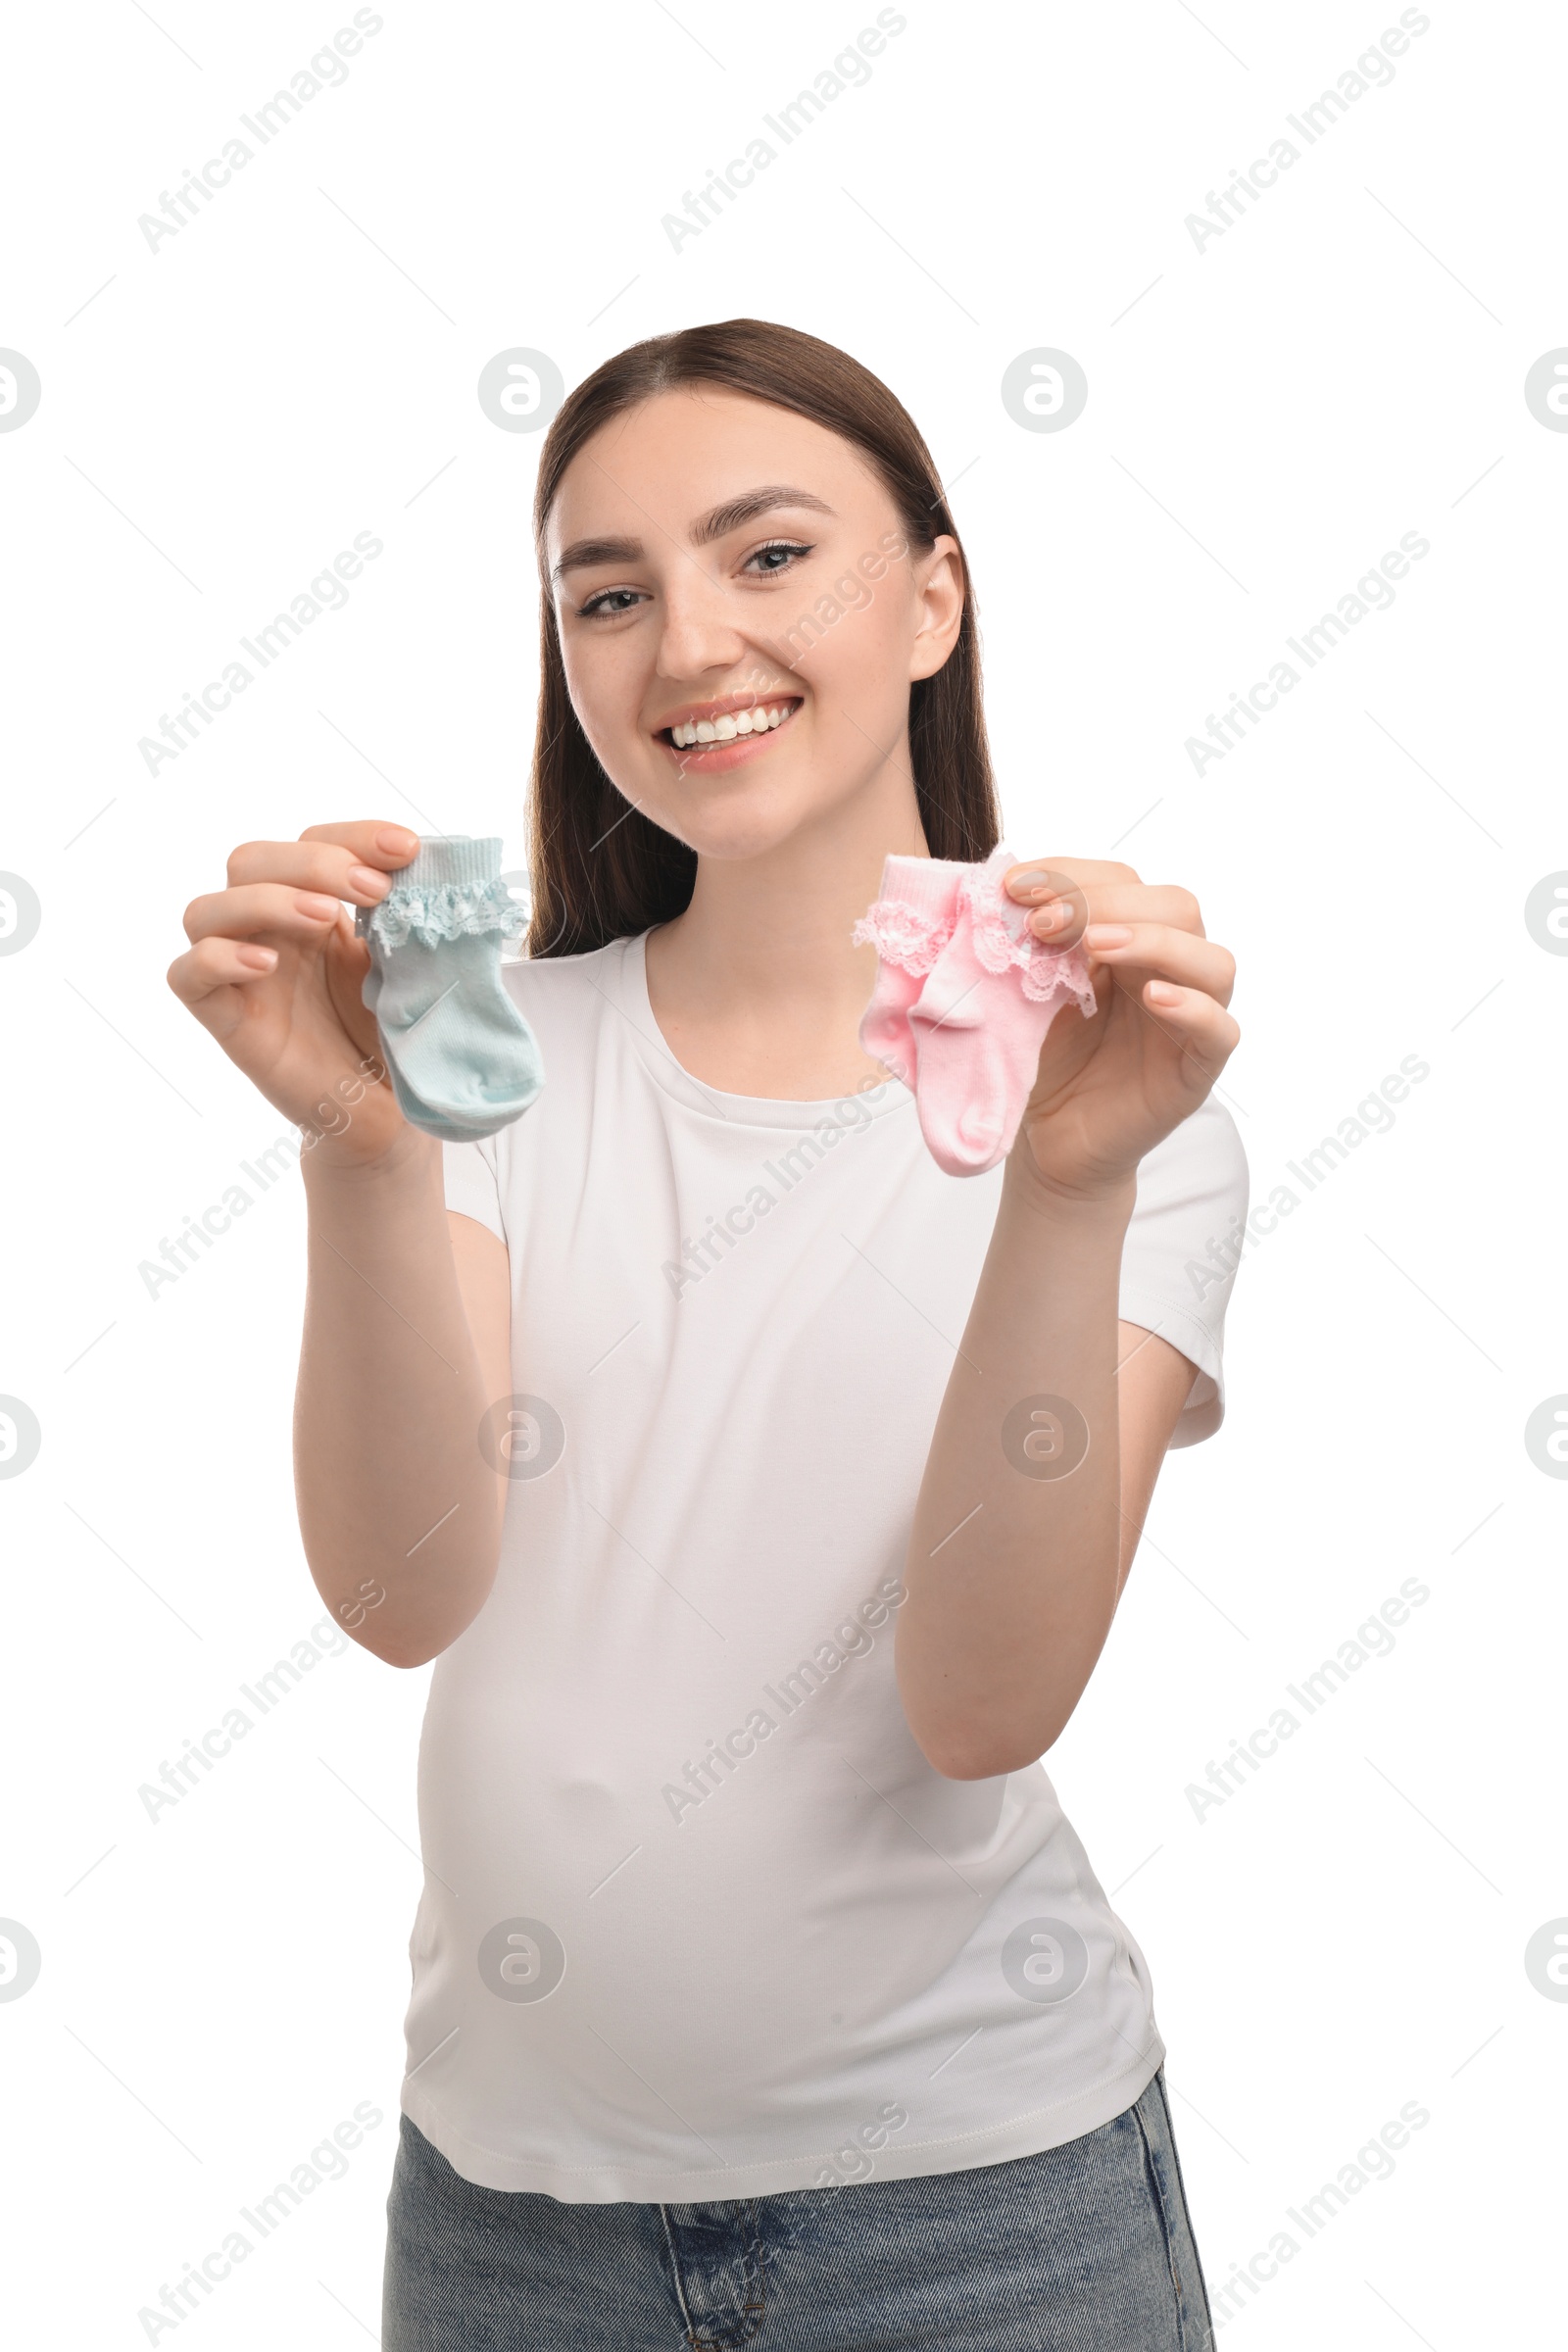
[644,746,929,1099]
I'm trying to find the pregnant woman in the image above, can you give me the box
[169,318,1244,2350]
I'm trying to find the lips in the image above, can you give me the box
[656,695,803,750]
[667,702,798,749]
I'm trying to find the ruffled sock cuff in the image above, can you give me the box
[357,836,528,953]
[962,844,1097,1012]
[852,854,968,976]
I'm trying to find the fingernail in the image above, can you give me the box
[238,945,277,970]
[376,827,416,856]
[299,893,340,918]
[1083,923,1131,947]
[1032,900,1074,932]
[1148,982,1181,1004]
[1006,865,1052,899]
[349,863,388,898]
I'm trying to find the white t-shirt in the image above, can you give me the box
[404,927,1248,2201]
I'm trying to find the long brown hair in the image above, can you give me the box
[526,318,1000,957]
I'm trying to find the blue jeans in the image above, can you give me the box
[382,2068,1214,2349]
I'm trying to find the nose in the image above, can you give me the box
[653,559,753,685]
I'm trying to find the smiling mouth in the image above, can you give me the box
[660,699,802,750]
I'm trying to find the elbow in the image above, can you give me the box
[356,1587,496,1667]
[895,1645,1080,1778]
[348,1618,454,1670]
[312,1553,499,1670]
[909,1716,1067,1782]
[351,1631,437,1670]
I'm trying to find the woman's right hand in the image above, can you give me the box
[167,820,421,1166]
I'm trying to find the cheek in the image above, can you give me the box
[789,580,911,723]
[561,629,648,765]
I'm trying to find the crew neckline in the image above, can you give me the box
[616,929,913,1130]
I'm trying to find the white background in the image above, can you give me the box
[2,0,1564,2342]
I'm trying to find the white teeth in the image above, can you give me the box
[668,701,797,748]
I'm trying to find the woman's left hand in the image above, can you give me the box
[1004,858,1240,1203]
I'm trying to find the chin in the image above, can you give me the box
[652,800,809,865]
[634,762,825,861]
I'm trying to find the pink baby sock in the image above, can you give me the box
[852,855,968,1087]
[906,844,1100,1176]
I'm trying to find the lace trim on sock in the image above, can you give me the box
[852,898,954,977]
[361,876,527,953]
[960,857,1099,1011]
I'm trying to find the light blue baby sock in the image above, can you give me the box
[357,837,543,1143]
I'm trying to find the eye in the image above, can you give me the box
[577,585,646,620]
[741,539,813,577]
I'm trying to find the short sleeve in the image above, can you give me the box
[1117,1095,1249,1447]
[442,1135,507,1246]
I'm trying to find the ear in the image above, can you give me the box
[907,536,964,683]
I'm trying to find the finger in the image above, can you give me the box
[182,881,352,948]
[227,833,410,902]
[1004,858,1141,900]
[1133,982,1241,1081]
[166,937,278,1031]
[1029,883,1203,945]
[1079,921,1236,1005]
[297,820,420,868]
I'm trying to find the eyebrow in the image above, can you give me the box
[551,484,835,580]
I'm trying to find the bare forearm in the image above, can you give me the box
[294,1135,503,1666]
[897,1164,1137,1776]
